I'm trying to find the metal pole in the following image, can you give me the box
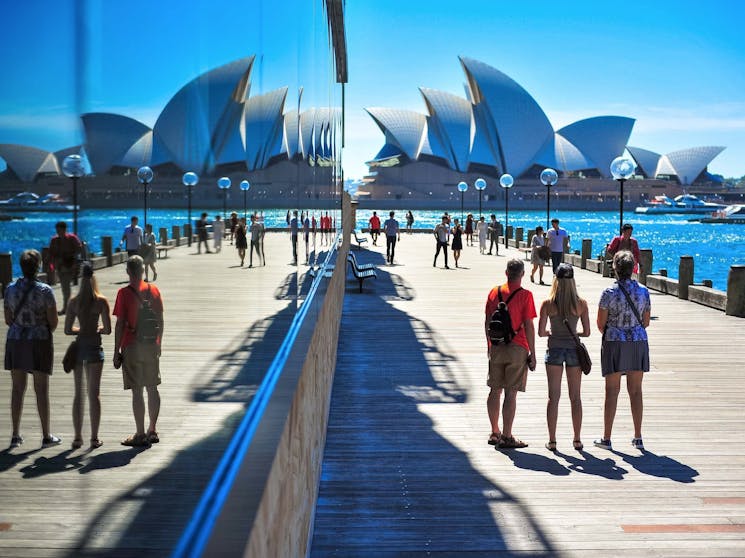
[546,186,550,230]
[223,189,227,220]
[504,189,509,248]
[243,189,247,220]
[619,178,625,235]
[479,191,482,219]
[461,191,464,223]
[72,176,78,237]
[143,182,148,230]
[187,187,192,247]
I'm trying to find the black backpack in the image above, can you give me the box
[129,285,161,344]
[488,286,523,345]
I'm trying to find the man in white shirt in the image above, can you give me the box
[433,215,451,269]
[546,218,569,273]
[121,216,143,257]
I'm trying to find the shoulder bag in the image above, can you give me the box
[617,281,644,326]
[563,316,592,375]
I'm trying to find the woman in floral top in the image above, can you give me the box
[3,250,61,448]
[594,250,651,452]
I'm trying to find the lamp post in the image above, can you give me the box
[540,168,558,230]
[62,154,85,237]
[182,172,198,246]
[474,177,486,218]
[217,176,231,220]
[240,180,250,220]
[610,156,636,235]
[457,181,468,223]
[499,174,514,248]
[137,166,154,230]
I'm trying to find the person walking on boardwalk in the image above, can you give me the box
[406,210,414,234]
[113,255,163,448]
[4,249,62,449]
[530,226,548,285]
[451,218,464,268]
[594,250,651,451]
[476,216,488,254]
[303,212,311,264]
[606,223,641,273]
[485,258,537,449]
[547,218,569,273]
[142,223,157,282]
[369,211,381,246]
[49,220,82,315]
[433,215,451,269]
[383,211,401,265]
[289,210,299,264]
[464,214,474,246]
[487,214,499,255]
[64,263,111,449]
[121,216,143,257]
[229,212,239,245]
[249,214,264,267]
[196,213,211,254]
[537,263,590,452]
[212,214,225,253]
[234,217,248,266]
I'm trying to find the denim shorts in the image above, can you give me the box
[544,347,580,367]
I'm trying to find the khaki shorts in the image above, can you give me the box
[487,343,529,392]
[122,343,161,390]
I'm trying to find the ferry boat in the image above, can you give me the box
[690,204,745,224]
[0,192,76,212]
[634,194,726,215]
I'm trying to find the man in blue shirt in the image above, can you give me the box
[546,218,569,273]
[383,211,400,265]
[289,210,299,265]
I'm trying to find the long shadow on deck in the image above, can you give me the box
[311,250,556,557]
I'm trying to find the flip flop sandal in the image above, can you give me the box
[487,433,501,446]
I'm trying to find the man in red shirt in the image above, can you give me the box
[484,258,537,449]
[368,211,381,245]
[49,221,82,315]
[113,256,164,447]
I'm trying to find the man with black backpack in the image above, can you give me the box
[112,255,164,448]
[484,258,537,450]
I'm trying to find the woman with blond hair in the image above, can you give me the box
[64,263,111,449]
[538,263,590,451]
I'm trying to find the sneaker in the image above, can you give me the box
[41,434,62,448]
[10,435,23,448]
[631,437,644,450]
[593,438,612,450]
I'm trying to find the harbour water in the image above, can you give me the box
[1,207,744,291]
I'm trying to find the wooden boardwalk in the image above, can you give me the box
[0,233,326,557]
[311,234,745,557]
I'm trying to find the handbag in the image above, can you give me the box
[62,339,78,373]
[563,317,592,375]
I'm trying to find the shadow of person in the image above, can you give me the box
[78,448,144,474]
[555,449,628,480]
[617,449,699,483]
[0,447,43,473]
[501,449,570,476]
[19,449,84,478]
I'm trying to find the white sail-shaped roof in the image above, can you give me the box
[419,87,472,171]
[662,146,726,185]
[282,110,300,158]
[0,144,61,182]
[299,109,316,160]
[153,56,254,174]
[365,107,426,161]
[534,134,592,173]
[557,116,635,178]
[81,113,152,174]
[626,146,661,178]
[459,56,553,176]
[244,87,288,171]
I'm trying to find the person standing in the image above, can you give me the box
[594,251,651,451]
[249,214,265,267]
[142,223,157,283]
[485,258,537,449]
[303,212,311,264]
[487,214,499,256]
[433,215,450,269]
[537,263,590,452]
[530,226,547,285]
[406,210,414,234]
[451,218,464,268]
[547,218,569,273]
[368,211,381,246]
[64,263,111,449]
[229,212,239,245]
[235,217,248,266]
[121,216,143,257]
[4,250,62,448]
[476,216,489,254]
[212,215,225,253]
[112,256,163,448]
[289,210,299,264]
[465,214,474,246]
[607,223,641,273]
[196,213,211,254]
[49,220,82,315]
[383,211,401,265]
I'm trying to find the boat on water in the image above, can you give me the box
[689,204,745,224]
[634,194,726,215]
[0,192,77,213]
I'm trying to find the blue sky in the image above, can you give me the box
[1,0,744,180]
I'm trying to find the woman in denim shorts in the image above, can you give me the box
[537,263,590,451]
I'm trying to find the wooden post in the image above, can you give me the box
[159,227,168,245]
[678,256,694,300]
[639,249,653,285]
[102,236,113,267]
[173,225,182,246]
[506,226,513,246]
[581,239,592,270]
[726,265,745,317]
[527,229,535,248]
[0,253,12,296]
[515,227,524,245]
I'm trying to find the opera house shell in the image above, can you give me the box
[360,56,725,205]
[0,56,342,206]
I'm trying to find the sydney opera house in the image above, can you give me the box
[358,56,726,208]
[0,56,343,208]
